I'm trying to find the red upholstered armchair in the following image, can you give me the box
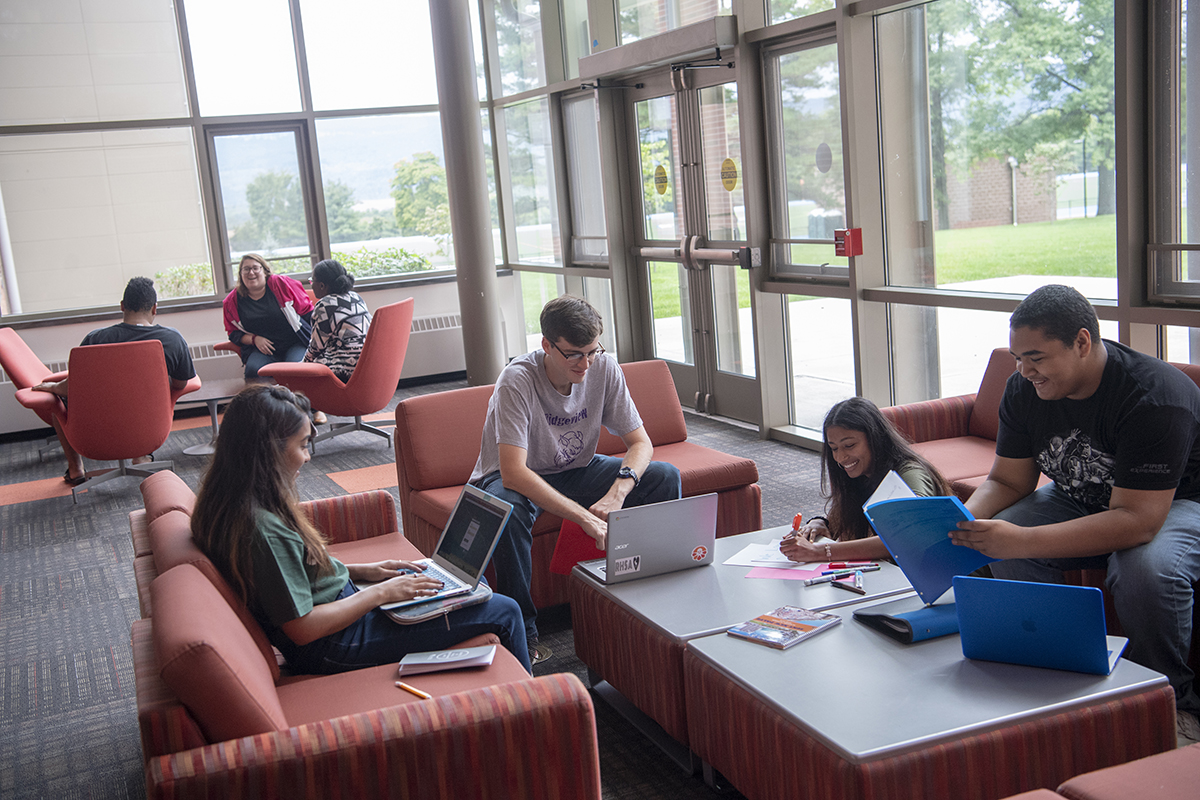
[17,340,199,502]
[0,327,70,455]
[258,297,414,448]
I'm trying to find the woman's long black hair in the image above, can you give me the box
[821,397,951,540]
[191,384,330,605]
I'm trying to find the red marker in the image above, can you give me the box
[791,513,803,533]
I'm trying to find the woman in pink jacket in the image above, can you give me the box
[223,253,314,379]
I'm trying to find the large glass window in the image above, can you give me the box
[301,0,437,110]
[562,94,608,265]
[517,271,564,351]
[187,0,301,117]
[618,0,731,45]
[770,1,835,26]
[699,82,744,242]
[648,260,691,364]
[494,0,546,95]
[212,130,313,272]
[764,40,847,276]
[636,95,684,242]
[503,98,560,266]
[0,0,189,125]
[315,114,448,277]
[0,128,210,312]
[877,1,1117,301]
[787,295,854,430]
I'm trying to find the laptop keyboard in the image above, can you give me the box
[421,562,465,591]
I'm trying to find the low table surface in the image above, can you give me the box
[178,377,247,405]
[572,525,915,644]
[686,592,1169,763]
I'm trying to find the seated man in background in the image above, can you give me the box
[952,284,1200,745]
[470,295,682,664]
[35,277,196,485]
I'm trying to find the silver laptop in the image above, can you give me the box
[376,484,512,610]
[577,493,718,585]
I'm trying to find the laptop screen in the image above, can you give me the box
[436,489,509,579]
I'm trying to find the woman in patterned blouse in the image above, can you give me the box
[304,259,372,382]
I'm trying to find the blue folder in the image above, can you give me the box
[863,495,996,604]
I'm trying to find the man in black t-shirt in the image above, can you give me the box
[953,285,1200,742]
[34,277,195,484]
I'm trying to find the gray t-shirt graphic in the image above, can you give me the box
[470,350,643,482]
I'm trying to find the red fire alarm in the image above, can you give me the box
[834,228,863,257]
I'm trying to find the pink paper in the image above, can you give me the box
[745,566,822,580]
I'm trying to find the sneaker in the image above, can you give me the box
[1178,709,1200,747]
[528,641,552,666]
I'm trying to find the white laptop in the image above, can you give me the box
[577,493,718,585]
[375,484,512,610]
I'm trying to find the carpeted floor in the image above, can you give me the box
[0,377,824,799]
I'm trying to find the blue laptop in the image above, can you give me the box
[953,576,1128,676]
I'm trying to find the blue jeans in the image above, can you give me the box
[283,582,531,674]
[243,343,307,379]
[475,455,683,640]
[991,483,1200,715]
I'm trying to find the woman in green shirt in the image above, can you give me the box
[781,396,951,563]
[192,383,531,674]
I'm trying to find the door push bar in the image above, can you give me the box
[638,236,760,271]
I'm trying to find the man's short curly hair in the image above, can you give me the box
[540,295,603,347]
[1010,284,1100,347]
[122,277,157,313]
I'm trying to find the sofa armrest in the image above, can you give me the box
[300,490,399,545]
[144,673,601,800]
[882,394,976,443]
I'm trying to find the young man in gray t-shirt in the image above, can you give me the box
[470,296,682,663]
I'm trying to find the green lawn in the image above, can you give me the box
[932,215,1116,285]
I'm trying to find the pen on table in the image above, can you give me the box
[831,576,867,595]
[821,565,881,576]
[395,681,432,700]
[854,569,864,591]
[803,574,840,586]
[826,562,873,569]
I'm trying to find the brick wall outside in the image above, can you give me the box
[940,157,1057,230]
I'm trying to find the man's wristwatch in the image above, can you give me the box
[617,466,640,486]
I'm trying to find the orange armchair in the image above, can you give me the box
[0,328,70,454]
[17,340,196,503]
[258,297,414,448]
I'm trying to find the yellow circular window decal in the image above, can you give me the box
[654,164,669,195]
[721,158,738,191]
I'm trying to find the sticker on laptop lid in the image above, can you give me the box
[612,555,641,576]
[692,545,708,561]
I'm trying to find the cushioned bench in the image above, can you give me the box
[393,359,763,608]
[1003,742,1200,799]
[128,472,602,799]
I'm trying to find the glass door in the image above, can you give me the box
[631,70,759,423]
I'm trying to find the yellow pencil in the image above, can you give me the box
[394,680,432,700]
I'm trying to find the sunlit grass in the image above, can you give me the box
[932,215,1116,285]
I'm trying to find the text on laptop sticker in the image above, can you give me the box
[691,546,708,561]
[612,555,641,576]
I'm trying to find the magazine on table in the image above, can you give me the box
[726,605,841,650]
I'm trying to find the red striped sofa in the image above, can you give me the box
[393,359,763,608]
[1004,741,1200,800]
[130,472,602,799]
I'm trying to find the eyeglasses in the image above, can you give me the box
[552,341,605,364]
[240,265,264,276]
